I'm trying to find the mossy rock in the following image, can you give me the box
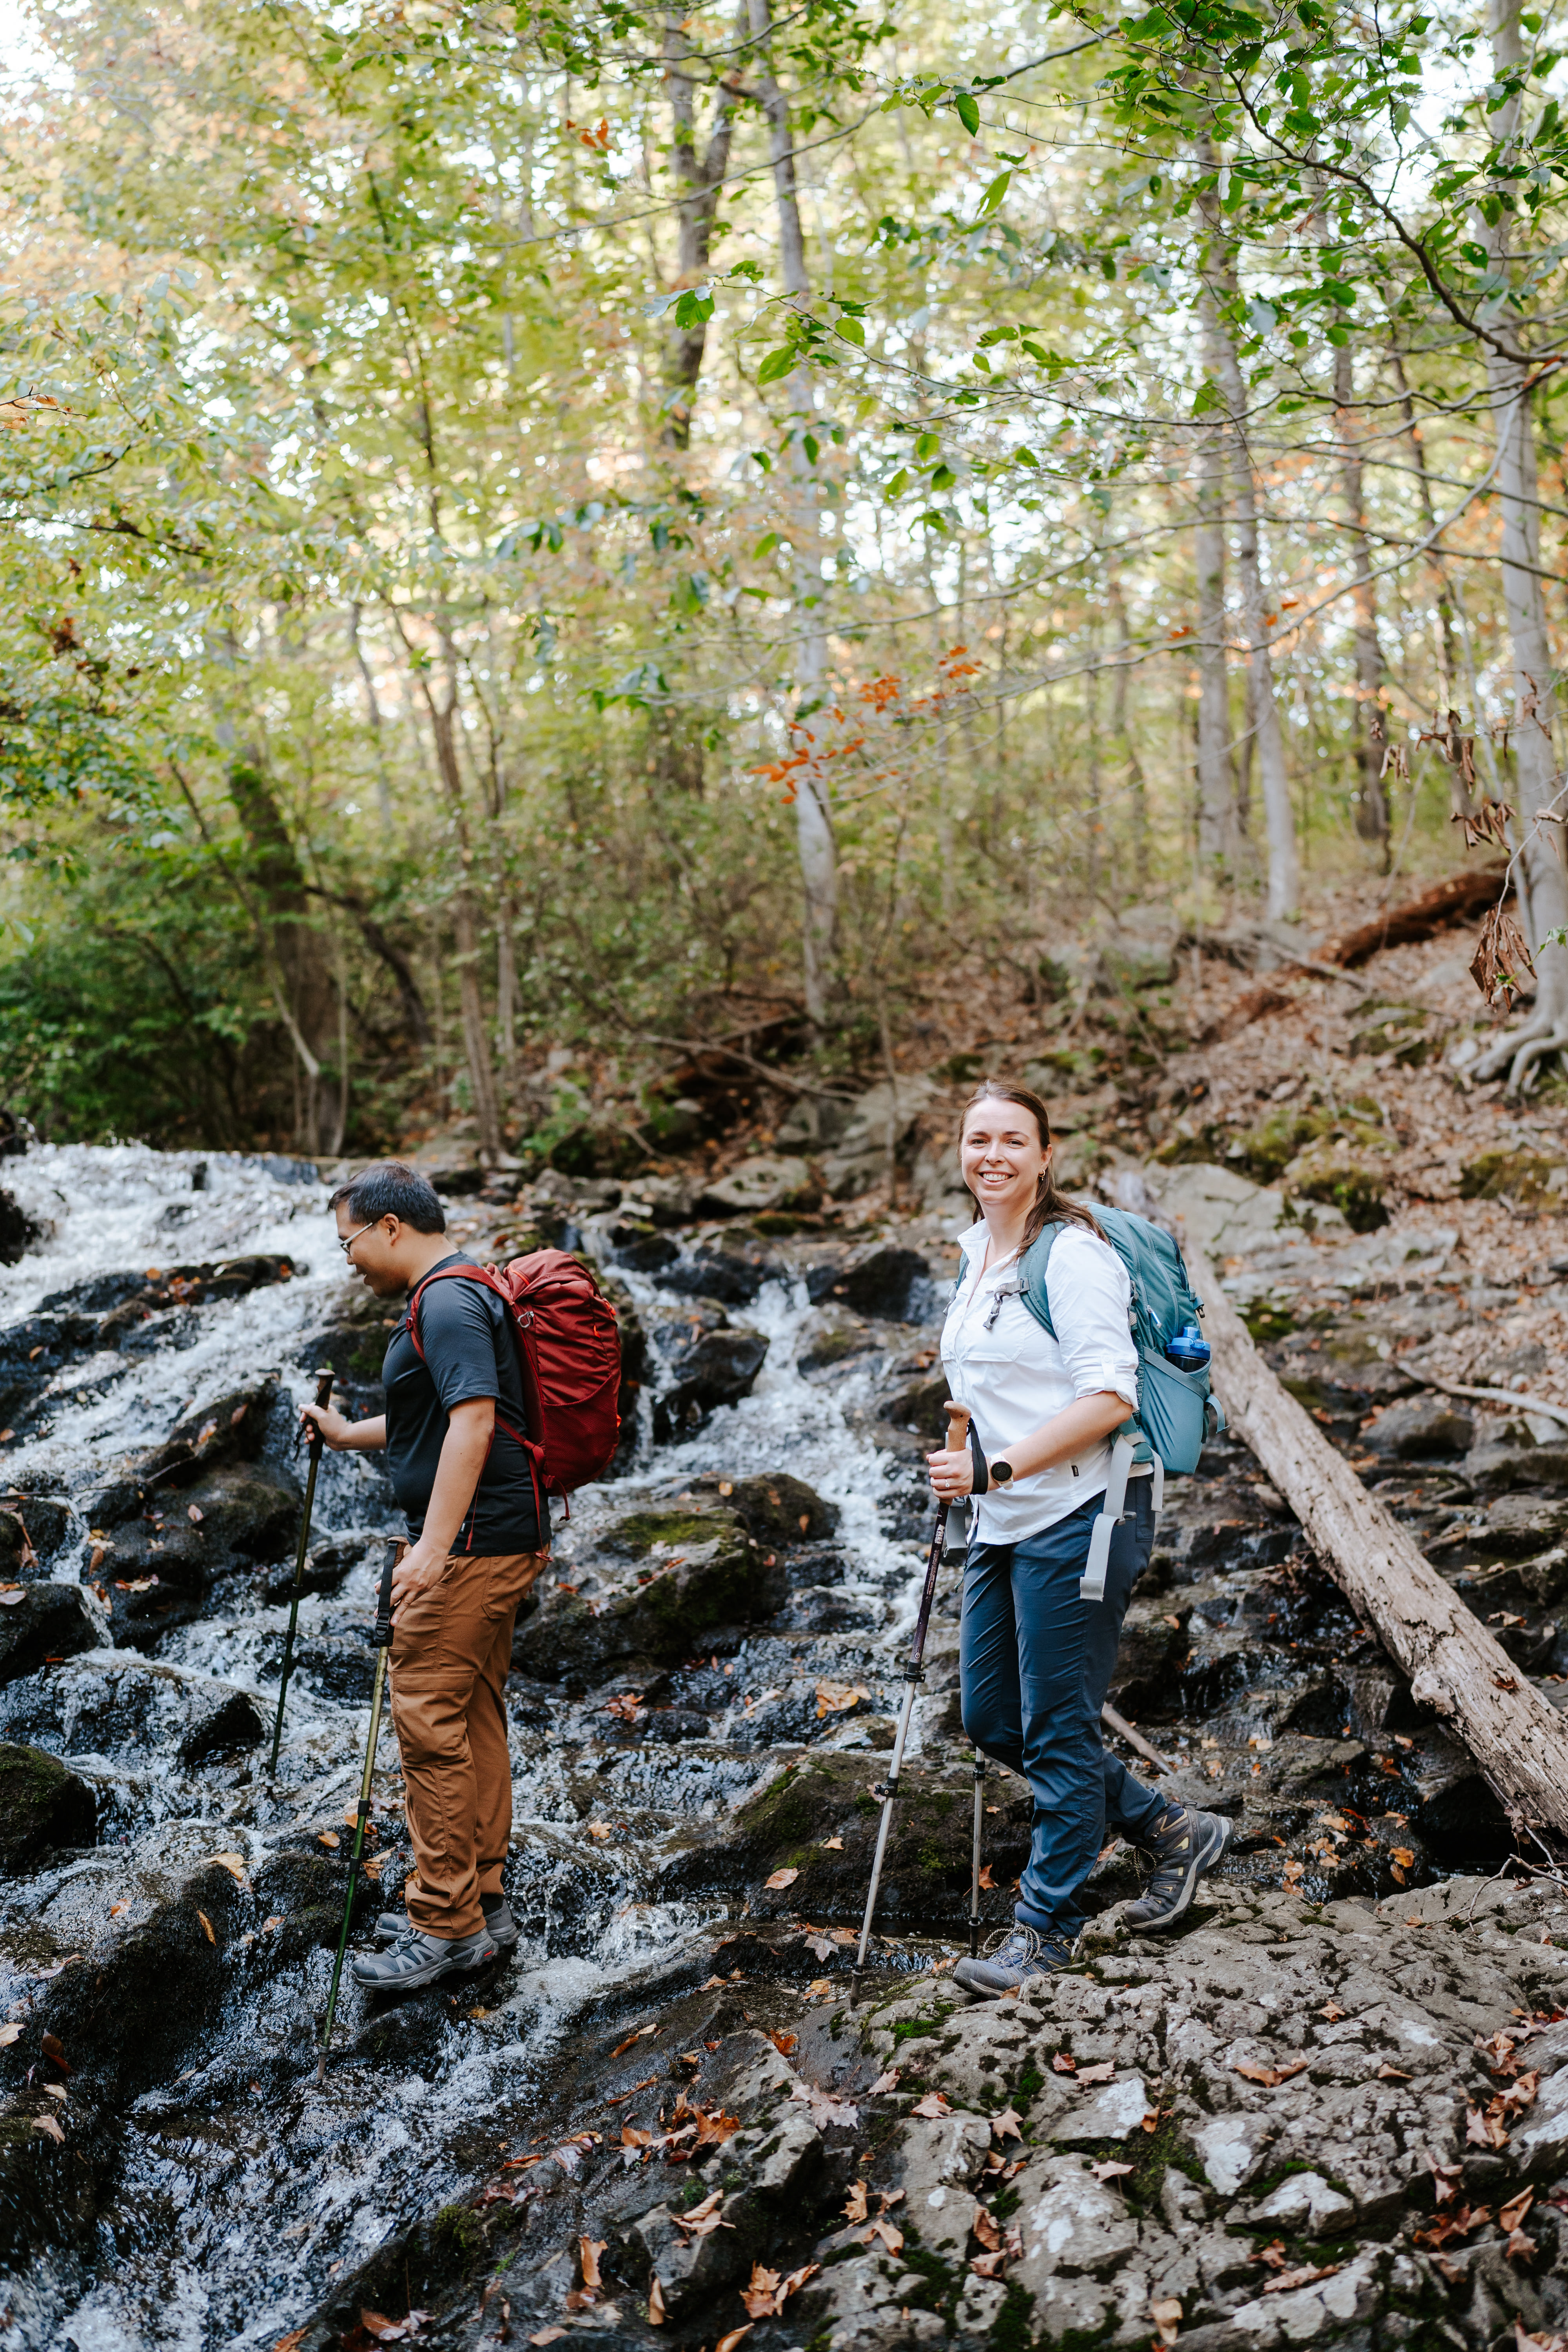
[663,1751,1031,1930]
[1232,1105,1333,1184]
[513,1517,760,1679]
[599,1508,724,1558]
[682,1474,840,1546]
[1459,1147,1566,1206]
[0,1742,95,1871]
[1285,1144,1390,1233]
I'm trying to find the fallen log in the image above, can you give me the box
[1185,1238,1568,1842]
[1205,864,1509,1042]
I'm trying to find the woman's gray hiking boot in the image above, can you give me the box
[953,1922,1076,1998]
[350,1922,497,1990]
[374,1893,518,1951]
[1124,1803,1234,1930]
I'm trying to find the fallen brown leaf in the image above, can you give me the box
[715,2330,752,2352]
[763,1867,799,1891]
[843,2181,869,2223]
[1074,2061,1116,2085]
[1262,2265,1342,2296]
[867,2067,900,2095]
[977,1863,996,1889]
[1376,2064,1411,2081]
[1506,2228,1538,2263]
[205,1853,247,1882]
[579,2238,606,2293]
[1092,2160,1136,2183]
[740,2265,782,2321]
[1052,2052,1076,2074]
[1430,2158,1465,2207]
[647,2276,666,2326]
[0,2023,19,2047]
[609,2024,659,2059]
[1150,2296,1182,2345]
[867,2217,903,2254]
[992,2105,1024,2140]
[820,1836,844,1851]
[528,2333,566,2348]
[358,2313,433,2343]
[767,2031,797,2056]
[1319,2000,1347,2022]
[32,2114,65,2143]
[1234,2059,1308,2089]
[40,2031,71,2073]
[586,1820,613,1841]
[317,1831,340,1850]
[196,1912,215,1945]
[971,2205,1002,2252]
[911,2091,951,2118]
[274,2332,309,2352]
[1500,2189,1534,2234]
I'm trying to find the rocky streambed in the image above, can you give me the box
[0,1145,1564,2352]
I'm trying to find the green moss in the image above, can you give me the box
[1076,2109,1205,2208]
[603,1509,724,1557]
[992,2281,1037,2352]
[1242,1299,1296,1344]
[1012,2062,1045,2112]
[1460,1147,1566,1206]
[896,2232,962,2330]
[1234,1105,1334,1183]
[890,2009,951,2045]
[432,2202,482,2264]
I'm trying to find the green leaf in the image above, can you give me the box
[954,89,980,134]
[836,314,865,346]
[802,432,820,464]
[977,169,1011,216]
[756,348,796,385]
[915,430,941,461]
[673,289,714,329]
[928,463,957,491]
[884,468,909,496]
[753,533,779,557]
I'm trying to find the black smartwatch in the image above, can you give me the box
[990,1459,1016,1485]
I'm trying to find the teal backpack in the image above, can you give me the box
[976,1207,1223,1601]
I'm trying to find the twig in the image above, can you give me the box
[1414,1372,1568,1431]
[1100,1702,1175,1775]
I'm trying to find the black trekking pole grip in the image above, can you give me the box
[854,1402,971,1983]
[268,1367,334,1777]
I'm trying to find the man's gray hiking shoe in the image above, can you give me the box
[1124,1804,1234,1931]
[374,1893,518,1951]
[953,1922,1076,1998]
[350,1923,497,1990]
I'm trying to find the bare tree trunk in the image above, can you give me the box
[1189,1241,1568,1840]
[1474,0,1568,1086]
[660,7,744,448]
[1332,340,1390,858]
[748,0,838,1025]
[1108,572,1150,892]
[1209,319,1298,918]
[1195,289,1235,871]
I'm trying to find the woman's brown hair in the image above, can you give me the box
[959,1082,1106,1250]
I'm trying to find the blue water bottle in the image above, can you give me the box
[1166,1322,1210,1373]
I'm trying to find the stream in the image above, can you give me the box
[0,1145,1535,2351]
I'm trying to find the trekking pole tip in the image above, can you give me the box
[315,2050,327,2087]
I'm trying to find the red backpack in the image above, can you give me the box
[407,1249,622,1514]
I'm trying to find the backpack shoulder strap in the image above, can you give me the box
[1018,1223,1067,1339]
[405,1263,507,1365]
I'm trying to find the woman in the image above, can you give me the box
[928,1082,1232,1996]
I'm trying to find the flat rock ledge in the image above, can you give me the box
[281,1871,1568,2352]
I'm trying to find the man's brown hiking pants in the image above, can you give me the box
[389,1547,548,1941]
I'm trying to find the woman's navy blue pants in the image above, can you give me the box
[960,1478,1165,1932]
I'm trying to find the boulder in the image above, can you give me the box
[680,1473,840,1546]
[83,1382,284,1530]
[0,1650,264,1769]
[1465,1441,1568,1497]
[1362,1399,1474,1459]
[512,1516,760,1681]
[0,1583,104,1684]
[796,1306,880,1378]
[1481,1492,1568,1557]
[660,1237,787,1307]
[805,1245,933,1322]
[0,1494,72,1571]
[647,1301,768,1440]
[0,1185,42,1266]
[699,1155,818,1217]
[817,1073,940,1199]
[0,1742,95,1870]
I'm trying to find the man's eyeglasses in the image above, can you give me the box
[338,1220,376,1258]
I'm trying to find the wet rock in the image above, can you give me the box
[679,1473,840,1546]
[513,1515,761,1681]
[1107,1598,1191,1711]
[256,1527,385,1604]
[0,1186,41,1267]
[806,1245,934,1323]
[604,1216,681,1274]
[0,1650,263,1768]
[0,1493,72,1571]
[664,1751,1031,1931]
[0,1581,104,1683]
[700,1155,818,1217]
[1363,1399,1474,1458]
[648,1300,769,1439]
[797,1305,880,1377]
[661,1236,788,1307]
[0,1742,95,1870]
[84,1379,282,1530]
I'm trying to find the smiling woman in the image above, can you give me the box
[929,1079,1233,1996]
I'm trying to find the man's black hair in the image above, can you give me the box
[327,1161,446,1234]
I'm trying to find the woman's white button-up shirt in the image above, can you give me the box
[940,1220,1139,1543]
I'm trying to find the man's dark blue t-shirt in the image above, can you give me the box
[381,1253,542,1553]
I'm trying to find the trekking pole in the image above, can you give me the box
[316,1541,396,2084]
[968,1744,985,1959]
[269,1367,335,1777]
[855,1401,970,1979]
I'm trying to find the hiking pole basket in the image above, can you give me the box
[855,1401,970,1980]
[269,1368,335,1776]
[316,1541,396,2083]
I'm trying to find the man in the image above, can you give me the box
[302,1161,547,1990]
